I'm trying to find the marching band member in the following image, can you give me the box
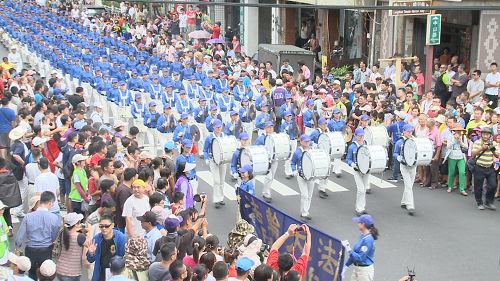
[394,124,417,215]
[290,134,314,220]
[237,164,255,195]
[359,114,370,129]
[200,81,216,106]
[130,92,146,119]
[255,102,271,136]
[114,81,132,106]
[175,90,194,117]
[224,111,243,139]
[308,117,329,199]
[173,113,192,143]
[231,132,250,180]
[347,128,370,216]
[156,104,177,141]
[186,76,201,99]
[203,119,227,208]
[279,111,299,179]
[171,71,183,92]
[328,108,346,177]
[279,93,295,119]
[176,139,199,194]
[233,77,247,101]
[205,105,222,133]
[302,99,316,134]
[254,87,269,111]
[144,101,160,128]
[148,75,164,100]
[255,121,277,203]
[161,83,177,109]
[215,70,229,93]
[219,87,236,123]
[194,97,210,157]
[239,97,256,143]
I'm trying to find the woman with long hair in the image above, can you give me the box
[342,214,379,281]
[55,212,87,281]
[183,236,206,269]
[174,161,196,209]
[191,264,209,281]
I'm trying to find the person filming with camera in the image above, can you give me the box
[471,126,499,210]
[266,223,311,280]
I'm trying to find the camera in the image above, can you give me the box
[260,243,270,253]
[295,226,305,232]
[408,268,416,281]
[193,192,206,202]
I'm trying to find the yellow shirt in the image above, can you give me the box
[465,119,486,132]
[0,62,13,70]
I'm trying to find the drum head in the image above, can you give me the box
[364,127,373,145]
[240,148,252,167]
[264,135,275,160]
[211,138,222,164]
[317,133,331,154]
[190,124,201,142]
[300,151,314,180]
[356,146,370,174]
[403,138,417,166]
[343,126,353,142]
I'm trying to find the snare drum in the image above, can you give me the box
[264,133,291,161]
[190,123,205,142]
[211,136,238,165]
[364,126,389,147]
[356,145,387,174]
[317,132,346,159]
[299,149,331,180]
[239,146,270,175]
[402,137,434,166]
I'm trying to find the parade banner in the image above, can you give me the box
[239,190,345,281]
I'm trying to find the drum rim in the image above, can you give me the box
[357,145,372,174]
[239,145,271,174]
[402,138,417,167]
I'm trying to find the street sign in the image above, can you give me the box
[426,14,441,45]
[389,0,432,16]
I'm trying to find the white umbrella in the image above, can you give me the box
[188,30,211,39]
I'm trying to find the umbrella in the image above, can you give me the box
[188,30,211,39]
[207,38,225,44]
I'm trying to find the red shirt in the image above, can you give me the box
[267,249,309,278]
[89,153,105,168]
[212,25,220,39]
[187,10,196,25]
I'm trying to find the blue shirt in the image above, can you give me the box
[279,120,298,140]
[393,138,405,160]
[387,121,407,144]
[290,147,305,173]
[328,119,346,132]
[346,141,363,166]
[176,153,196,179]
[15,208,60,248]
[231,148,242,174]
[144,227,162,262]
[303,109,315,128]
[345,233,375,267]
[173,124,192,142]
[203,132,225,161]
[0,107,16,133]
[239,180,255,195]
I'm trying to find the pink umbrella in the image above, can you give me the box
[207,38,225,44]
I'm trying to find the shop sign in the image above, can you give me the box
[389,0,432,16]
[426,14,441,45]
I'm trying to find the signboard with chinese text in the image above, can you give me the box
[426,14,441,45]
[239,190,345,281]
[389,0,432,16]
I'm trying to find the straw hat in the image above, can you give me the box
[8,126,27,140]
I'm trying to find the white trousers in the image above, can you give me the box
[263,161,278,198]
[353,171,370,212]
[13,177,30,214]
[190,178,199,196]
[242,122,254,143]
[350,265,374,281]
[209,161,227,203]
[332,158,342,175]
[316,178,327,192]
[400,164,417,209]
[197,124,208,157]
[305,127,315,135]
[297,176,315,216]
[284,140,298,176]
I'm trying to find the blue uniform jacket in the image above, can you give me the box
[345,233,375,267]
[303,109,315,128]
[328,119,346,132]
[173,124,192,142]
[387,121,407,144]
[290,147,305,173]
[279,120,298,140]
[231,148,242,174]
[156,113,176,133]
[239,180,255,195]
[203,132,225,161]
[176,153,196,179]
[255,112,271,130]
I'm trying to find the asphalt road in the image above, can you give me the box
[3,44,499,281]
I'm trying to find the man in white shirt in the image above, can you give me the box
[7,46,22,73]
[90,102,104,124]
[485,62,500,108]
[33,158,60,215]
[178,9,188,35]
[122,179,150,237]
[467,69,485,104]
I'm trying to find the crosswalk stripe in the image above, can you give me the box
[325,180,350,192]
[338,162,396,189]
[255,176,300,196]
[197,171,237,201]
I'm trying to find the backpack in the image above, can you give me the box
[154,234,181,262]
[52,227,64,262]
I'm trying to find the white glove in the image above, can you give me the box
[242,111,246,117]
[350,162,357,168]
[397,155,403,162]
[230,125,234,131]
[341,240,351,252]
[292,170,298,177]
[198,111,203,117]
[232,172,238,178]
[341,265,348,280]
[205,160,209,165]
[285,126,289,131]
[179,132,184,137]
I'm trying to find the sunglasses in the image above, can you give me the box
[99,224,112,229]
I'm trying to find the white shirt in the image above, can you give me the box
[34,171,60,213]
[179,14,187,28]
[485,72,500,96]
[25,163,41,184]
[122,195,150,237]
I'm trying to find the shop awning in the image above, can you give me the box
[286,0,376,6]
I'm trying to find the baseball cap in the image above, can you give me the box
[333,80,341,85]
[360,114,370,121]
[137,211,157,224]
[284,111,292,117]
[260,101,268,107]
[32,136,48,146]
[213,119,223,128]
[72,154,88,164]
[182,139,193,148]
[318,117,327,125]
[354,127,365,136]
[300,134,310,142]
[0,200,6,210]
[164,140,177,150]
[403,124,414,132]
[134,92,142,99]
[149,101,157,107]
[230,110,238,116]
[352,214,374,226]
[164,214,183,229]
[264,121,274,128]
[332,108,341,114]
[64,212,84,227]
[306,99,315,106]
[8,253,31,272]
[236,257,255,272]
[39,259,56,277]
[109,256,126,273]
[180,113,189,120]
[238,164,253,174]
[239,132,249,140]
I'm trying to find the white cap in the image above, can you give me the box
[32,136,48,147]
[275,79,283,85]
[0,200,7,210]
[64,212,84,227]
[94,102,104,109]
[113,120,126,128]
[184,162,196,172]
[71,154,88,164]
[8,253,31,272]
[333,80,341,84]
[39,259,56,277]
[50,70,58,75]
[394,110,407,120]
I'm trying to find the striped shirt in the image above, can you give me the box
[472,139,498,167]
[56,232,86,277]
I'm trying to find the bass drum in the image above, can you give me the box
[190,123,205,142]
[356,145,387,174]
[299,149,331,180]
[239,146,270,175]
[402,137,434,166]
[364,126,389,147]
[211,136,238,165]
[264,133,291,161]
[317,132,346,159]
